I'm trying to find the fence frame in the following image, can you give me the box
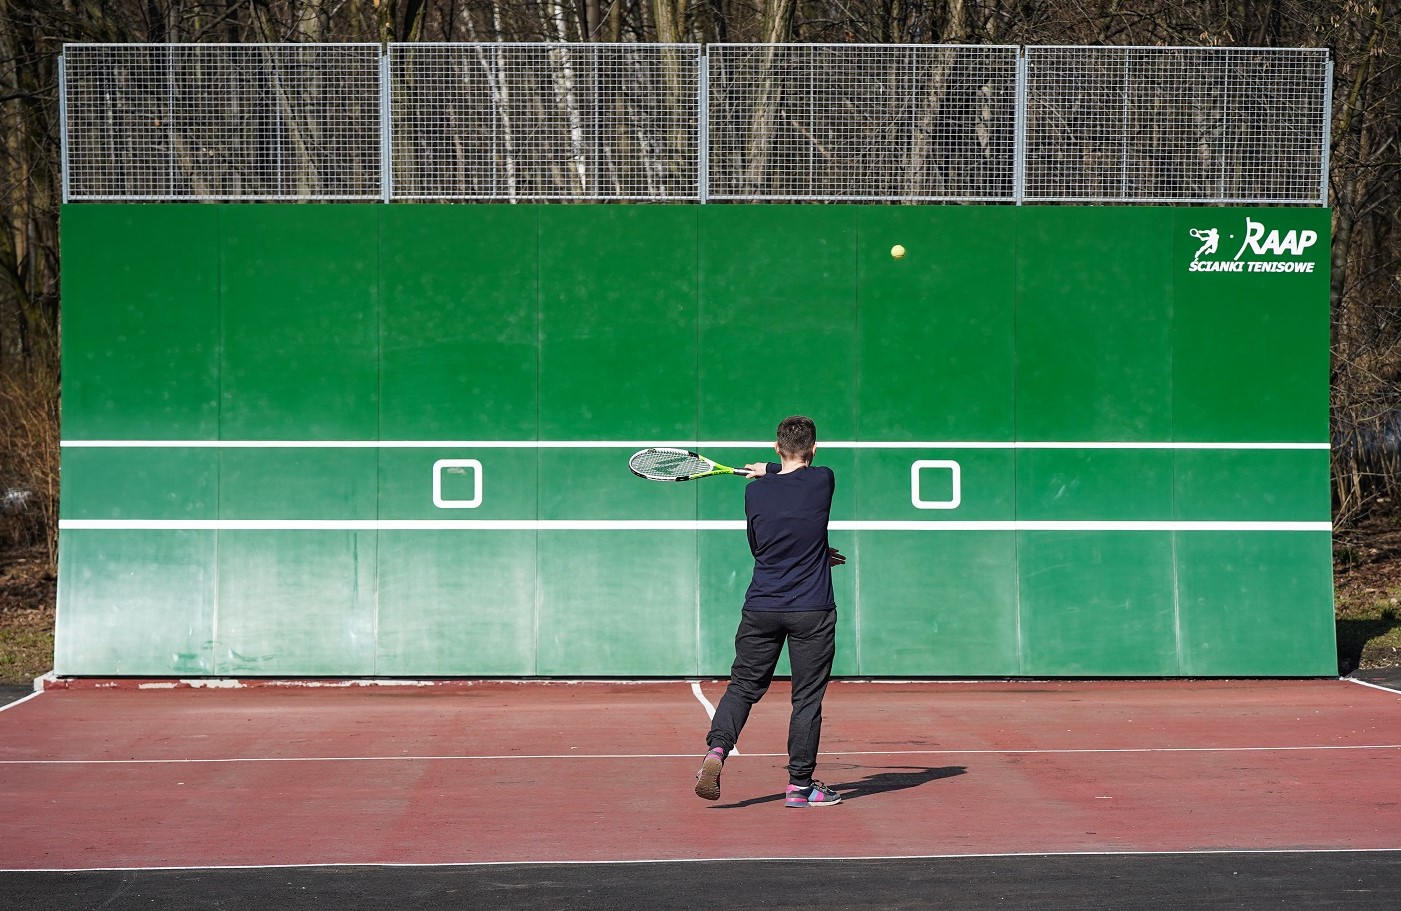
[58,42,1334,206]
[60,41,386,202]
[1019,44,1333,206]
[701,42,1021,203]
[386,42,703,202]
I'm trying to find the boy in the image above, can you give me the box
[694,415,846,808]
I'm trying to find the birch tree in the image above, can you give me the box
[0,0,1396,544]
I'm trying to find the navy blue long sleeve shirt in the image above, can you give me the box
[742,463,836,612]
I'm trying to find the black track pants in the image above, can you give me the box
[706,608,837,787]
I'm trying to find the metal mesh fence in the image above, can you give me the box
[390,43,699,200]
[1023,46,1330,204]
[62,44,383,200]
[706,44,1019,201]
[61,43,1331,205]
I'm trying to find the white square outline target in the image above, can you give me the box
[433,458,483,509]
[911,459,961,510]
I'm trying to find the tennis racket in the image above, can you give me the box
[628,448,750,482]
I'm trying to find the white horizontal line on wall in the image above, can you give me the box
[58,519,1332,532]
[59,439,1330,450]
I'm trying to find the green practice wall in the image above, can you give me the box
[55,203,1334,677]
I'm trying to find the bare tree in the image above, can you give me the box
[0,0,1397,566]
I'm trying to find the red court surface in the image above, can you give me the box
[1,678,1399,871]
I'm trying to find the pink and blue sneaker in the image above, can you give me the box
[785,781,842,807]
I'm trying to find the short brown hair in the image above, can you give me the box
[776,415,817,459]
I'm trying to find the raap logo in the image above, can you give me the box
[1187,217,1319,274]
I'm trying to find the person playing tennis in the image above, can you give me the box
[694,415,847,808]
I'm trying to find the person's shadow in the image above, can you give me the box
[710,765,966,809]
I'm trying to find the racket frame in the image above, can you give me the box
[628,447,747,482]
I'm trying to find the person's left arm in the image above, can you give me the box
[820,466,844,566]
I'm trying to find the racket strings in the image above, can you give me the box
[631,449,711,479]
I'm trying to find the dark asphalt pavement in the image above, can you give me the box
[2,852,1399,911]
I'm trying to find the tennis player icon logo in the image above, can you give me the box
[1189,227,1220,261]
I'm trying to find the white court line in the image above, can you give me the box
[5,846,1401,874]
[689,681,738,756]
[57,519,1333,532]
[57,438,1330,533]
[60,439,1330,451]
[5,743,1399,765]
[689,681,717,719]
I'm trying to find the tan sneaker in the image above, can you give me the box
[694,748,725,801]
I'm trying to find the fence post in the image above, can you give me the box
[1013,48,1026,205]
[1319,56,1334,207]
[273,52,284,195]
[58,53,69,204]
[1119,49,1131,200]
[166,46,175,196]
[1218,49,1232,203]
[380,48,392,203]
[698,47,709,203]
[592,45,600,200]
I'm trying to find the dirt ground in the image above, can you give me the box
[3,527,1400,686]
[1333,516,1401,597]
[1331,514,1401,673]
[0,543,57,686]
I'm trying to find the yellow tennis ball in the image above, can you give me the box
[891,244,906,259]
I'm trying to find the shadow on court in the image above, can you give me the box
[710,764,967,809]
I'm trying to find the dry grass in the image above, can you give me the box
[0,366,60,685]
[0,366,58,563]
[0,603,54,685]
[0,544,55,685]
